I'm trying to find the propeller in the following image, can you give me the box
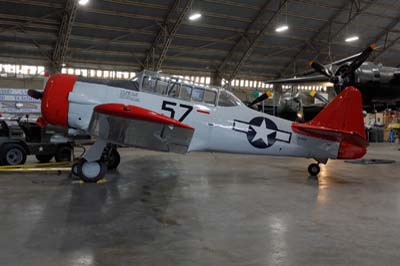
[248,91,272,107]
[310,90,329,104]
[309,44,376,87]
[266,44,377,88]
[343,43,376,77]
[309,61,333,78]
[27,89,43,99]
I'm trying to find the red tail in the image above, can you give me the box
[292,86,367,159]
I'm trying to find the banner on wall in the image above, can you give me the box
[0,88,41,115]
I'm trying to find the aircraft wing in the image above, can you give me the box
[87,103,194,154]
[266,75,329,84]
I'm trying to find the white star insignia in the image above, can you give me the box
[250,119,276,145]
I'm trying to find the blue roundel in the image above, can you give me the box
[247,117,278,148]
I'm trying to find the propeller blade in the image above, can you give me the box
[310,90,329,104]
[27,89,43,99]
[248,92,271,107]
[345,44,376,75]
[314,93,329,104]
[309,61,333,78]
[265,75,329,84]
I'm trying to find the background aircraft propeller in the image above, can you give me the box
[266,44,377,95]
[27,89,43,99]
[248,91,272,107]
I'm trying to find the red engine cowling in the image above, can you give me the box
[41,74,77,127]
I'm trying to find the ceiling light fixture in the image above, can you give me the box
[78,0,90,6]
[275,25,289,32]
[345,36,359,42]
[189,12,202,21]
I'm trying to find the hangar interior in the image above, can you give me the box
[1,0,400,265]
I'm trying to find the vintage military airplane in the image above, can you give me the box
[28,71,367,182]
[265,44,400,110]
[249,87,328,122]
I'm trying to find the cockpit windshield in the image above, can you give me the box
[218,90,241,107]
[137,71,240,107]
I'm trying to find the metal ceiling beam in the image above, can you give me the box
[51,0,77,73]
[276,0,376,78]
[277,0,376,78]
[143,0,193,71]
[369,13,400,62]
[217,0,288,81]
[4,16,392,56]
[371,35,400,62]
[275,1,350,78]
[3,0,399,31]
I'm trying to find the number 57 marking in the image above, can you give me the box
[162,101,193,122]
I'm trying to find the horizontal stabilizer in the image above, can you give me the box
[292,123,367,147]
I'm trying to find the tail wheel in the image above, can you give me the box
[1,143,27,165]
[76,159,106,183]
[55,145,72,162]
[107,148,120,170]
[308,163,320,176]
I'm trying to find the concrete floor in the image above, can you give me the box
[1,144,400,266]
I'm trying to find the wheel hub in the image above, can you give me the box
[6,149,23,165]
[81,161,101,179]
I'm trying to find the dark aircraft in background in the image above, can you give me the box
[263,44,400,112]
[249,88,327,122]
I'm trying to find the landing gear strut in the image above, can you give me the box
[106,146,120,170]
[308,163,320,177]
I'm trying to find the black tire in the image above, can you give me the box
[36,154,53,163]
[77,159,107,183]
[0,143,27,165]
[308,163,320,176]
[107,148,120,170]
[55,145,72,162]
[71,162,79,176]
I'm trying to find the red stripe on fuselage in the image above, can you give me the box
[196,109,210,115]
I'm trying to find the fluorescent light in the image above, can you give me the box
[189,13,202,21]
[275,25,289,32]
[78,0,90,5]
[345,36,359,42]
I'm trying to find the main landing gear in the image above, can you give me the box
[307,159,327,177]
[308,163,320,176]
[72,140,120,183]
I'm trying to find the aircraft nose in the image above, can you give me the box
[41,74,77,127]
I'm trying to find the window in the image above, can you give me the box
[155,79,169,94]
[218,90,240,107]
[192,87,204,102]
[167,81,181,98]
[180,84,192,100]
[142,76,169,95]
[204,90,217,105]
